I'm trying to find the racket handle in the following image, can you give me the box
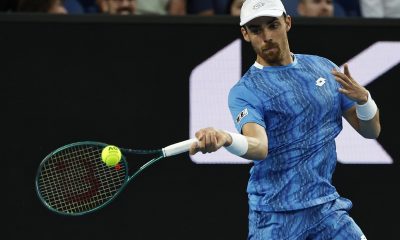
[162,138,198,157]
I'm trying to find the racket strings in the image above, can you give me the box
[37,144,127,214]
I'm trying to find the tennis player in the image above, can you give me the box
[189,0,380,239]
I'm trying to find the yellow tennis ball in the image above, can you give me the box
[101,145,122,167]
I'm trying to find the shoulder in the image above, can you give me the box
[228,69,258,99]
[229,79,250,98]
[295,54,338,68]
[230,68,258,93]
[295,53,331,62]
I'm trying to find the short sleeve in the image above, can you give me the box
[228,84,266,133]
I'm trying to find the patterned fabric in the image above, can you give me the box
[248,197,366,240]
[228,54,355,212]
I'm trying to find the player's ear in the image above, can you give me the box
[285,15,292,32]
[241,26,250,42]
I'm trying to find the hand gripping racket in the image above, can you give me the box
[35,139,197,216]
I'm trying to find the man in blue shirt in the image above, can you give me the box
[189,0,380,239]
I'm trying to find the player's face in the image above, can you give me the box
[241,15,292,66]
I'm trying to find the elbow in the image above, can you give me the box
[240,133,268,160]
[252,146,268,161]
[373,127,381,139]
[261,147,268,160]
[256,139,269,160]
[242,146,268,161]
[371,129,381,139]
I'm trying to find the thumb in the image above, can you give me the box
[189,141,199,155]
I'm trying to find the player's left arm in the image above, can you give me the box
[332,64,381,139]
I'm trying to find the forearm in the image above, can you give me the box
[242,135,268,160]
[189,125,268,160]
[358,110,381,139]
[224,129,268,160]
[355,91,381,139]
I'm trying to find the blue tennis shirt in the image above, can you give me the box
[228,54,355,212]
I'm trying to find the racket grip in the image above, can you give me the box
[162,138,198,157]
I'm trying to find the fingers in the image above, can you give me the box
[205,131,213,151]
[332,64,353,84]
[337,87,349,95]
[343,63,351,78]
[189,141,199,155]
[331,65,369,103]
[201,130,218,153]
[189,128,226,155]
[333,68,355,95]
[332,73,350,88]
[331,68,348,81]
[331,66,354,89]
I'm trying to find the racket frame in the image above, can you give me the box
[35,141,163,216]
[35,138,196,216]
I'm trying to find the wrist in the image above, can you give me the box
[356,91,378,121]
[223,131,248,156]
[223,131,233,147]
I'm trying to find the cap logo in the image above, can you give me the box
[253,2,265,10]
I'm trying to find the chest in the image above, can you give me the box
[255,69,340,126]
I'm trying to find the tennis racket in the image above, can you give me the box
[35,139,197,216]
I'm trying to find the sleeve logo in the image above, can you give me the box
[236,108,248,124]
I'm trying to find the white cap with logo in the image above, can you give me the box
[240,0,286,26]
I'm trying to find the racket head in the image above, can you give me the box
[35,141,129,216]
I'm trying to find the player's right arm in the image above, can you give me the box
[241,122,268,160]
[189,122,268,161]
[189,82,268,160]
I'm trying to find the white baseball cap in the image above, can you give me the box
[240,0,286,26]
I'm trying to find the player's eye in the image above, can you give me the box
[269,21,280,29]
[248,26,261,34]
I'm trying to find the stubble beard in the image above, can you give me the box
[256,45,283,66]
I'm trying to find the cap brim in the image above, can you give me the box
[240,9,284,26]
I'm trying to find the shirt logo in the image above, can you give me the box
[236,108,248,124]
[316,77,326,86]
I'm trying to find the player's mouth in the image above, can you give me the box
[262,46,278,53]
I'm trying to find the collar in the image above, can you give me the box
[253,54,297,69]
